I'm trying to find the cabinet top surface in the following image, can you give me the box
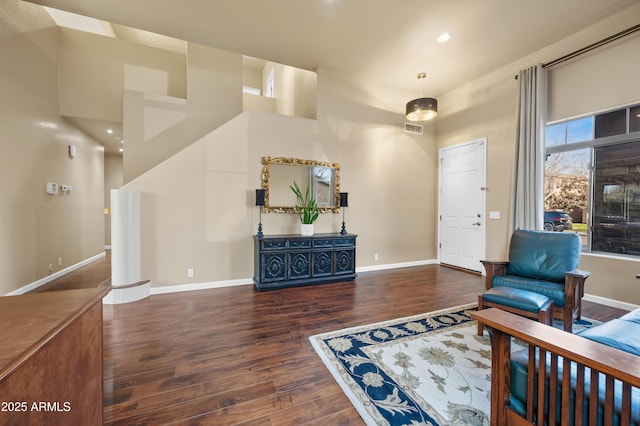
[0,287,109,381]
[255,233,357,240]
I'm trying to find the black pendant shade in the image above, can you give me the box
[406,97,438,121]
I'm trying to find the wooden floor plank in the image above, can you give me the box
[37,252,629,425]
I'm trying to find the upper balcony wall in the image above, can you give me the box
[56,26,319,182]
[58,27,187,121]
[123,43,243,183]
[271,61,317,119]
[243,58,317,120]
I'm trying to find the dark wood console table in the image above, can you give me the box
[253,233,357,290]
[0,287,109,425]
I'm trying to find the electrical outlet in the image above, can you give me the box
[187,268,195,278]
[58,257,62,266]
[374,253,379,261]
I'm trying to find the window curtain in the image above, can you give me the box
[509,64,547,233]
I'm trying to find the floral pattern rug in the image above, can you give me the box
[309,304,597,426]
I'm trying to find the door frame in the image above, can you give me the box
[437,137,487,273]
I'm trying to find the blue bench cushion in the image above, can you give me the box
[509,309,640,424]
[509,349,640,425]
[491,275,566,307]
[577,317,640,357]
[483,286,550,314]
[508,230,581,282]
[619,308,640,324]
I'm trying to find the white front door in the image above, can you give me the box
[439,138,486,272]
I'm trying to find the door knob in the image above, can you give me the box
[472,222,481,226]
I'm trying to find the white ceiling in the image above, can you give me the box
[25,0,640,152]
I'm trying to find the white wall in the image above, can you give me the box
[272,62,317,119]
[104,153,123,247]
[0,1,105,294]
[124,67,438,288]
[123,43,243,182]
[58,27,186,122]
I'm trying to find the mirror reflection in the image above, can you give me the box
[261,157,340,213]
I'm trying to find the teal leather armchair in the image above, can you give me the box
[481,230,590,331]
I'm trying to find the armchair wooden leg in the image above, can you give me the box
[539,300,554,327]
[563,307,573,332]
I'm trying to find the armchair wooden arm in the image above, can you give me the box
[481,260,510,290]
[471,308,640,426]
[562,269,591,330]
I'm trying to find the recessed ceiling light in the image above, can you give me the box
[119,148,124,153]
[436,33,451,43]
[107,129,113,134]
[121,140,125,144]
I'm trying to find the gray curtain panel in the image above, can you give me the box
[510,64,547,233]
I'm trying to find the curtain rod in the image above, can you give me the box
[515,23,640,79]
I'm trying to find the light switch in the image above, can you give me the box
[489,211,501,220]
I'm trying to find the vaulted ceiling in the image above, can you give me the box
[23,0,640,153]
[27,0,640,97]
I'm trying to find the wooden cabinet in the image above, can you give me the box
[0,287,108,425]
[254,233,357,290]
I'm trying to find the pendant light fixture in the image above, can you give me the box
[406,72,437,121]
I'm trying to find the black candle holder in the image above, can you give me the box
[339,192,348,235]
[255,189,266,238]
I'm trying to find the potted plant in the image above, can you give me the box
[290,180,319,236]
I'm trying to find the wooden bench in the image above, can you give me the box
[471,308,640,426]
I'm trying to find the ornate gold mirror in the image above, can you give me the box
[261,156,340,213]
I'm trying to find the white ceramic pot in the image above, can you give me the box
[300,224,314,236]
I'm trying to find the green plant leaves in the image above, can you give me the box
[290,180,319,224]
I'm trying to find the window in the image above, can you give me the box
[545,103,640,257]
[592,141,640,255]
[546,122,566,147]
[595,109,626,138]
[567,117,593,143]
[544,116,594,148]
[631,105,640,133]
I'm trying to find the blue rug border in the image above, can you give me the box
[310,304,600,425]
[309,303,478,425]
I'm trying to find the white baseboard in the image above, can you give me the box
[149,260,439,295]
[103,282,151,304]
[583,293,639,312]
[356,259,438,273]
[150,278,254,295]
[5,252,107,296]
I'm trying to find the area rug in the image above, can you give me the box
[309,304,598,426]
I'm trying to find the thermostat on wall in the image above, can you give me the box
[46,182,58,195]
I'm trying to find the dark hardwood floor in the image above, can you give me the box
[32,251,112,292]
[41,253,628,425]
